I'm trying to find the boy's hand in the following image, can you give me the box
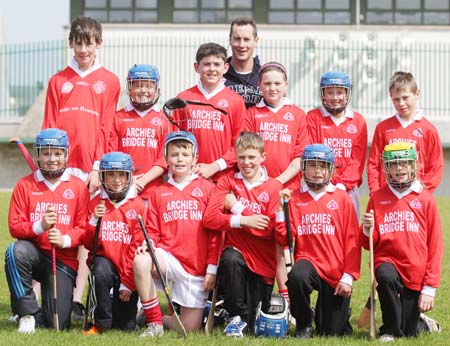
[94,201,106,218]
[241,215,270,230]
[41,207,57,230]
[48,227,64,248]
[134,173,147,193]
[119,289,131,302]
[418,293,434,312]
[224,191,237,210]
[334,282,352,297]
[196,162,220,179]
[278,188,292,209]
[88,170,100,194]
[362,209,375,231]
[203,273,216,291]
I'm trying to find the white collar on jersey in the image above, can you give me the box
[300,181,337,201]
[34,169,71,192]
[395,109,424,128]
[100,184,138,208]
[167,172,199,191]
[124,103,161,117]
[197,79,226,100]
[388,180,423,199]
[235,167,269,190]
[255,97,293,113]
[69,57,102,78]
[319,106,355,125]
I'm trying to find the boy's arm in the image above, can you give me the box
[63,184,90,247]
[421,129,444,193]
[8,183,37,239]
[42,77,59,129]
[244,107,256,131]
[203,178,234,231]
[367,125,383,194]
[342,196,362,281]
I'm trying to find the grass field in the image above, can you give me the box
[0,192,448,345]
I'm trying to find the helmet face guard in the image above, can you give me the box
[320,71,352,115]
[301,144,335,190]
[382,142,418,190]
[127,64,160,111]
[254,293,289,338]
[100,152,133,202]
[34,128,69,179]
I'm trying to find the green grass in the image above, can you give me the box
[0,192,449,345]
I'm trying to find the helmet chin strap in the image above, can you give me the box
[324,105,346,116]
[131,93,160,111]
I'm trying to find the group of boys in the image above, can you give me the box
[5,14,444,343]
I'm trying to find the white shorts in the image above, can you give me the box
[154,248,207,309]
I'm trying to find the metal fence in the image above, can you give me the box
[1,35,450,118]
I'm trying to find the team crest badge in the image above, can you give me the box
[63,189,75,199]
[410,199,422,209]
[412,128,424,138]
[151,117,161,126]
[217,99,229,108]
[191,187,204,197]
[126,209,137,219]
[61,82,74,94]
[283,112,294,121]
[258,192,269,203]
[326,200,339,210]
[346,124,357,134]
[93,81,106,94]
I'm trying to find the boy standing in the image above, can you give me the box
[176,42,246,182]
[278,144,360,338]
[367,71,443,195]
[5,128,89,333]
[361,142,443,341]
[83,152,145,333]
[43,15,121,318]
[133,132,220,336]
[203,132,285,337]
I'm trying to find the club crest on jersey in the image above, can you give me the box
[63,189,75,199]
[151,117,161,126]
[412,128,424,138]
[61,82,74,94]
[217,99,229,108]
[93,81,107,94]
[326,200,339,210]
[410,199,422,209]
[346,124,357,134]
[125,209,137,219]
[258,192,269,203]
[283,112,294,121]
[191,187,204,198]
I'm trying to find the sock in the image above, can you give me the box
[141,297,163,325]
[279,289,290,304]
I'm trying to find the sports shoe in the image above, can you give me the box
[8,314,19,323]
[379,334,394,342]
[140,322,164,337]
[419,313,441,333]
[18,315,35,334]
[224,315,247,337]
[296,326,313,339]
[72,301,85,321]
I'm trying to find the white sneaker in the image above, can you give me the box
[140,322,164,337]
[420,313,441,333]
[224,315,247,337]
[379,334,394,342]
[8,314,19,323]
[18,315,35,334]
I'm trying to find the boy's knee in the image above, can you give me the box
[133,253,151,273]
[376,262,398,285]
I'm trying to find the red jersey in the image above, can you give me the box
[176,82,246,180]
[361,182,443,291]
[110,104,171,199]
[43,60,120,173]
[8,170,89,271]
[367,111,443,194]
[245,99,310,187]
[203,170,285,282]
[83,189,146,291]
[282,183,361,288]
[307,107,368,190]
[147,175,220,277]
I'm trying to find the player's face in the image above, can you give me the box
[259,70,288,107]
[236,147,266,183]
[70,36,101,72]
[103,171,129,193]
[38,147,68,173]
[229,24,259,64]
[322,86,348,114]
[386,160,415,185]
[390,87,420,120]
[303,160,331,189]
[165,143,196,178]
[195,56,229,90]
[129,79,158,105]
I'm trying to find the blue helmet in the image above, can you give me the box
[34,128,69,179]
[301,144,335,190]
[254,293,289,338]
[164,131,198,157]
[320,71,352,115]
[100,152,133,202]
[127,64,160,111]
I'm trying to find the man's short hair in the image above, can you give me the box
[229,16,258,38]
[196,42,227,63]
[69,16,102,45]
